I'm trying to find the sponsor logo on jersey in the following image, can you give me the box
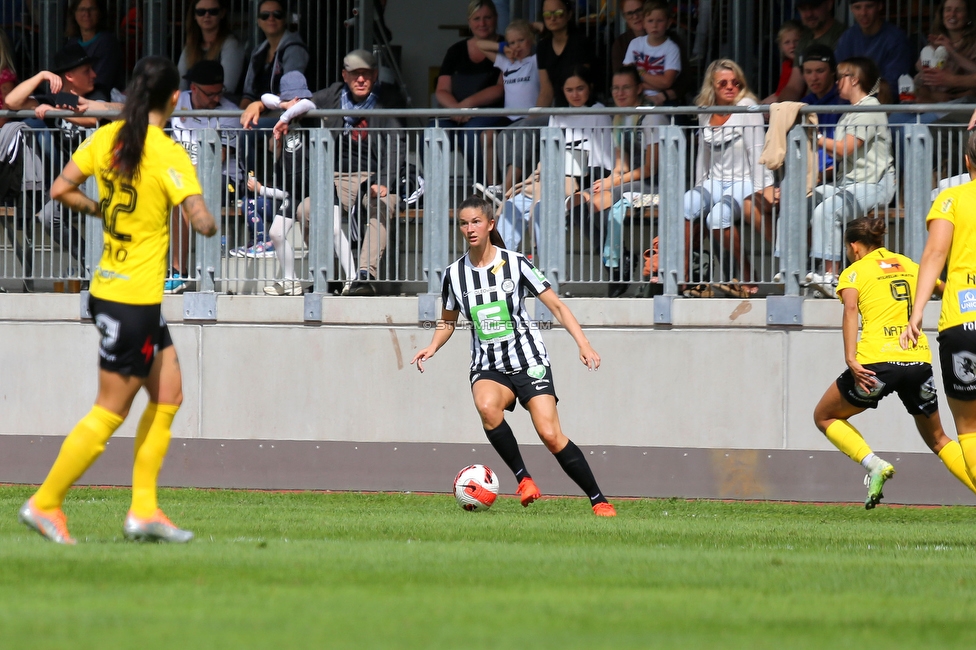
[953,351,976,384]
[877,258,904,272]
[532,267,548,285]
[526,365,546,380]
[959,289,976,313]
[942,197,954,212]
[500,278,516,294]
[168,168,185,188]
[470,373,481,384]
[470,300,515,341]
[846,270,857,283]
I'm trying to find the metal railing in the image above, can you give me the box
[0,103,969,302]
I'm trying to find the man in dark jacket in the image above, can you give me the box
[242,49,408,295]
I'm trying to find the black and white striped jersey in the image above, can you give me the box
[443,247,552,372]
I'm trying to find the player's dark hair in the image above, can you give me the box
[113,56,180,181]
[966,129,976,169]
[459,195,506,248]
[844,216,886,249]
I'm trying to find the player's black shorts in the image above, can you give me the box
[938,324,976,400]
[469,364,558,411]
[89,295,173,378]
[836,361,938,416]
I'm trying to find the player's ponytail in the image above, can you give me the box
[844,216,886,250]
[113,56,180,181]
[459,195,507,248]
[965,130,976,173]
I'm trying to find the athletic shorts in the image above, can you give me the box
[469,364,558,411]
[938,324,976,400]
[89,295,173,378]
[835,361,938,416]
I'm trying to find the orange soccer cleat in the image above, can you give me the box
[19,497,76,545]
[516,477,541,507]
[592,502,617,517]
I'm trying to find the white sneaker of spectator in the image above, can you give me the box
[473,182,504,209]
[263,279,304,296]
[805,272,837,299]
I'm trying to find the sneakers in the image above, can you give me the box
[345,270,376,296]
[864,462,895,510]
[473,182,504,209]
[805,272,837,299]
[123,509,194,543]
[263,280,304,295]
[516,477,541,507]
[19,498,76,544]
[592,502,617,517]
[244,241,275,258]
[229,245,248,258]
[163,273,186,294]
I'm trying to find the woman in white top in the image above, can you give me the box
[809,57,895,294]
[498,65,613,252]
[683,59,772,297]
[177,0,245,97]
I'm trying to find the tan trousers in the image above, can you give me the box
[334,171,400,278]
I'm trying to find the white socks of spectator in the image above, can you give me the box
[267,206,355,282]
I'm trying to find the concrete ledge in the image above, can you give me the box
[3,436,974,506]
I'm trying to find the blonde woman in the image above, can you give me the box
[808,57,894,296]
[683,59,772,297]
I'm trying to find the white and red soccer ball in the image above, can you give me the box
[453,464,500,511]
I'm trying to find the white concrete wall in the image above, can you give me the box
[0,294,952,455]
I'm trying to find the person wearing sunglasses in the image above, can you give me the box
[682,59,772,298]
[239,0,308,110]
[535,0,595,108]
[64,0,124,96]
[177,0,244,99]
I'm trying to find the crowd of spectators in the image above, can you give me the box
[0,0,973,298]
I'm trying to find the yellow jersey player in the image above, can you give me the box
[814,217,976,509]
[18,57,217,544]
[903,130,976,492]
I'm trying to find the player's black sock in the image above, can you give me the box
[484,421,530,481]
[554,440,607,506]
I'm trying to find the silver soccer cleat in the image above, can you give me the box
[123,510,194,543]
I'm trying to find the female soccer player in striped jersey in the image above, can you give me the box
[903,130,976,490]
[412,196,616,516]
[814,217,976,509]
[18,56,217,544]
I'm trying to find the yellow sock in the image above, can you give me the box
[824,419,873,463]
[33,405,124,511]
[130,403,178,518]
[957,432,976,491]
[937,440,976,494]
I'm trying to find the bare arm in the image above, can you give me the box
[50,160,100,216]
[411,308,460,372]
[475,39,500,61]
[840,288,875,393]
[641,69,678,92]
[902,218,953,348]
[3,70,61,110]
[181,194,217,236]
[537,288,600,370]
[435,76,460,109]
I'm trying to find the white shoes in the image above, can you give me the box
[804,272,837,299]
[263,280,304,296]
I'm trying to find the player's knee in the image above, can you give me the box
[475,401,504,428]
[536,427,562,452]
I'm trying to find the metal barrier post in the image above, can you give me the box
[37,0,63,72]
[903,124,933,262]
[654,126,685,324]
[185,128,220,320]
[144,0,167,58]
[767,124,807,326]
[309,128,335,293]
[81,174,101,319]
[353,0,375,52]
[419,127,450,322]
[537,126,565,323]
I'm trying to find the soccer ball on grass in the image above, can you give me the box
[453,464,499,511]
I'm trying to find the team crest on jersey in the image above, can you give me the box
[959,290,976,313]
[500,278,516,293]
[942,197,954,212]
[876,258,903,272]
[526,365,546,380]
[168,168,184,188]
[284,133,303,153]
[954,351,976,384]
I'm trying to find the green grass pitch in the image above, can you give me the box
[2,485,976,649]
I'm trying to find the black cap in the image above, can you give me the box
[799,43,837,71]
[51,43,92,75]
[184,60,225,86]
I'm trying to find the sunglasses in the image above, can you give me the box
[542,10,566,18]
[716,79,743,90]
[195,7,221,16]
[258,9,284,20]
